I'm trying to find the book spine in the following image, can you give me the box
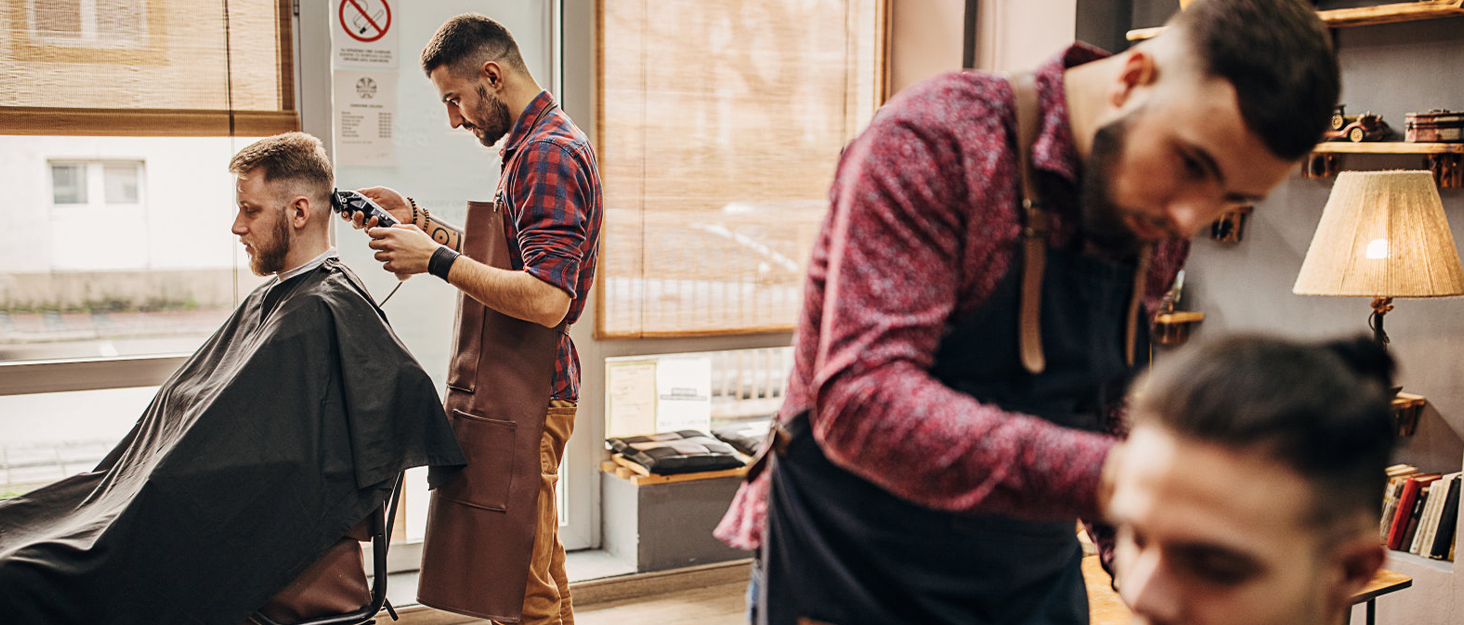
[1401,486,1428,552]
[1430,477,1462,559]
[1388,479,1422,550]
[1381,477,1406,542]
[1419,475,1455,555]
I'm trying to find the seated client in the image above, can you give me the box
[0,132,465,624]
[1108,335,1396,625]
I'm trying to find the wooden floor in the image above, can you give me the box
[574,579,747,625]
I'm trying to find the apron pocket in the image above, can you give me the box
[439,409,517,512]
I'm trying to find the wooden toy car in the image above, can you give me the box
[1327,106,1390,142]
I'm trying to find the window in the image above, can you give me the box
[49,160,143,208]
[596,0,888,338]
[0,0,296,503]
[3,0,297,137]
[28,0,148,48]
[604,346,793,438]
[104,162,140,204]
[50,163,88,204]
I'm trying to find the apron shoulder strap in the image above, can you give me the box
[1008,74,1152,370]
[1008,72,1048,375]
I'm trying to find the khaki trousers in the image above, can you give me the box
[498,400,576,625]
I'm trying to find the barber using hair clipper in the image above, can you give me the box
[340,13,601,625]
[718,1,1342,624]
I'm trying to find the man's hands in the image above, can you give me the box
[340,186,413,230]
[335,186,435,279]
[367,225,442,280]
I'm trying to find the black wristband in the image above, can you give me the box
[428,246,460,282]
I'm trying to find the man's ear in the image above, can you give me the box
[1111,49,1158,110]
[289,197,311,228]
[1325,534,1385,611]
[481,60,503,90]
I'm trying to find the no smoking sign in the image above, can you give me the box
[340,0,390,43]
[334,0,397,68]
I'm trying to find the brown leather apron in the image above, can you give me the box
[416,196,564,622]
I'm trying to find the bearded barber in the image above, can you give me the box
[342,13,600,625]
[716,1,1340,624]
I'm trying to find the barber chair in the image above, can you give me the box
[249,475,404,625]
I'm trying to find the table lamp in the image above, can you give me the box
[1293,170,1464,347]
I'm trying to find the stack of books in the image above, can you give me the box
[1380,464,1459,561]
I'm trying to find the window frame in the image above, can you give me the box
[2,0,298,137]
[590,0,890,340]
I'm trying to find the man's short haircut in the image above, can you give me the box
[420,13,528,78]
[227,132,333,205]
[1133,335,1396,528]
[1166,0,1340,160]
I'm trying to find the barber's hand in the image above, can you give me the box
[340,186,413,230]
[1098,441,1124,520]
[366,224,438,279]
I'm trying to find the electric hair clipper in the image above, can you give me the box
[331,189,399,227]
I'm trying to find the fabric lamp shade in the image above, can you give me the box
[1294,170,1464,299]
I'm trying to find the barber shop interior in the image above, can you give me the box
[3,0,1463,624]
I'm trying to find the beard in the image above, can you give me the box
[468,84,514,148]
[1080,113,1146,257]
[247,209,293,277]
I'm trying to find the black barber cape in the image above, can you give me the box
[0,259,465,624]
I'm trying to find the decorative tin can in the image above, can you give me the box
[1406,110,1464,143]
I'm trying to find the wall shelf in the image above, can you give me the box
[1313,142,1464,155]
[1304,142,1464,188]
[1127,0,1464,41]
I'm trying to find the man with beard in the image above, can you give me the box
[0,132,464,624]
[1109,335,1395,625]
[715,1,1341,624]
[341,13,601,625]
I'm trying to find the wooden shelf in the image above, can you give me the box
[1312,141,1464,155]
[1128,1,1464,41]
[1322,0,1464,28]
[1304,143,1464,186]
[602,454,749,486]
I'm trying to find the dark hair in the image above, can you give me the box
[227,132,333,204]
[1133,335,1396,527]
[1167,0,1340,160]
[420,13,527,78]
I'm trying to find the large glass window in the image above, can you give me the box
[0,0,295,502]
[596,0,887,337]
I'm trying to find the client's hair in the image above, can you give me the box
[228,132,334,206]
[1133,335,1396,528]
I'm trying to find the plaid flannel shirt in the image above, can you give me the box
[498,91,603,401]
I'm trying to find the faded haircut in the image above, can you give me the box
[420,13,528,78]
[1132,335,1396,528]
[227,132,334,206]
[1167,0,1341,160]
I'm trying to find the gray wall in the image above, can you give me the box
[1092,2,1464,622]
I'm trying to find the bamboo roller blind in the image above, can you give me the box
[598,0,885,338]
[0,0,297,136]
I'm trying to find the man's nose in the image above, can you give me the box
[1166,195,1228,236]
[447,105,465,129]
[231,215,248,236]
[1119,551,1183,624]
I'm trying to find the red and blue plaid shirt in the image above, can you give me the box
[498,91,602,401]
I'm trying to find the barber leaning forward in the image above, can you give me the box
[342,13,602,625]
[717,1,1341,624]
